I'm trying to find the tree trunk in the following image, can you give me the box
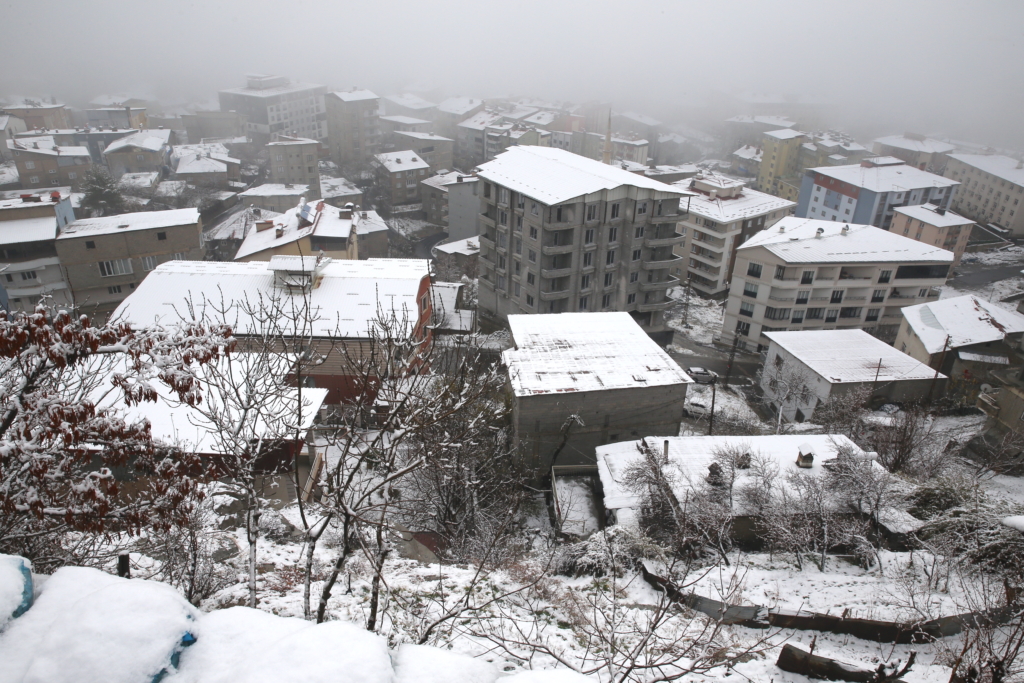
[246,495,260,609]
[366,520,388,632]
[317,516,353,623]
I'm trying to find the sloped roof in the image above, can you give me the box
[7,137,89,158]
[893,203,973,228]
[808,160,959,193]
[437,97,482,115]
[331,89,378,102]
[764,330,940,383]
[59,209,199,239]
[874,135,955,154]
[901,295,1024,354]
[374,152,429,173]
[104,129,172,154]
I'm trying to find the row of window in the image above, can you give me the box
[97,253,186,277]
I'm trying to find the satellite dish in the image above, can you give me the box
[981,383,994,393]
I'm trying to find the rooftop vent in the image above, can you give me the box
[778,225,785,233]
[275,226,284,238]
[841,224,849,234]
[117,223,129,229]
[796,444,815,468]
[935,207,946,216]
[815,227,824,238]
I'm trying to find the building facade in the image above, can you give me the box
[392,131,454,172]
[943,154,1024,236]
[103,130,173,178]
[6,136,91,189]
[420,171,479,239]
[372,152,430,212]
[873,135,955,173]
[218,75,327,144]
[892,203,973,266]
[0,193,76,312]
[1,100,70,130]
[267,136,321,198]
[723,218,954,351]
[475,147,687,333]
[0,115,27,161]
[325,89,380,172]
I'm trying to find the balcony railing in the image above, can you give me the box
[642,254,684,270]
[479,213,495,228]
[688,249,721,263]
[541,243,575,255]
[637,300,673,312]
[539,289,571,301]
[478,234,495,249]
[644,231,686,248]
[640,276,680,292]
[540,267,573,279]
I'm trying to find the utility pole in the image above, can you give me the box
[723,336,740,386]
[708,380,717,435]
[928,335,951,404]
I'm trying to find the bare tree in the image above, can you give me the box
[870,402,944,476]
[757,357,817,433]
[813,385,871,439]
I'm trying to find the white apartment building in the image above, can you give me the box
[671,172,795,296]
[723,217,954,351]
[475,147,688,333]
[943,154,1024,236]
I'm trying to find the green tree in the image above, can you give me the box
[79,168,128,217]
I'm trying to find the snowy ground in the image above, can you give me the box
[664,287,724,346]
[683,383,763,429]
[961,246,1024,266]
[0,161,17,187]
[940,278,1024,311]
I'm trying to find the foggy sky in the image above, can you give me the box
[2,0,1022,148]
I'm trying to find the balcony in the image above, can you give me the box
[977,391,1000,419]
[643,254,684,270]
[478,234,495,249]
[768,294,795,302]
[640,276,680,292]
[688,249,721,264]
[542,243,575,255]
[637,300,673,312]
[541,267,574,279]
[479,213,495,228]
[539,288,571,301]
[644,231,686,248]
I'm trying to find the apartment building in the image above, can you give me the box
[238,183,309,213]
[724,115,798,149]
[181,110,248,143]
[421,171,479,239]
[320,176,363,209]
[218,74,327,144]
[434,97,484,140]
[381,94,437,120]
[6,136,91,189]
[672,173,795,296]
[372,152,430,212]
[55,208,204,317]
[15,127,138,165]
[233,199,362,262]
[325,89,380,171]
[86,108,148,130]
[892,203,974,265]
[0,115,27,161]
[392,131,454,171]
[873,134,955,173]
[943,154,1024,235]
[456,110,505,169]
[0,99,70,130]
[474,147,688,333]
[0,192,76,312]
[723,217,954,351]
[756,129,807,199]
[103,129,173,178]
[797,157,960,230]
[267,136,321,198]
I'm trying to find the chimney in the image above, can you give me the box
[796,444,815,468]
[275,226,284,238]
[778,225,785,233]
[1017,159,1024,170]
[935,207,946,216]
[815,227,824,238]
[841,224,849,234]
[663,440,669,462]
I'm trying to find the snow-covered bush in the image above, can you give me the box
[554,526,664,576]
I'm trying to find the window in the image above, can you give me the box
[825,309,839,323]
[529,226,538,240]
[514,238,522,254]
[586,204,597,221]
[774,354,785,369]
[555,206,566,222]
[775,265,786,280]
[636,202,647,216]
[86,241,96,249]
[516,194,525,209]
[606,250,616,265]
[878,269,892,283]
[528,249,536,263]
[581,274,591,289]
[747,262,762,278]
[514,282,520,297]
[839,307,862,319]
[801,270,814,285]
[736,321,751,336]
[791,310,804,323]
[498,187,509,204]
[527,272,535,285]
[24,161,35,170]
[107,285,123,295]
[634,225,644,239]
[157,231,167,241]
[20,271,37,280]
[526,294,535,307]
[918,288,928,297]
[866,308,880,322]
[629,272,639,283]
[484,183,492,199]
[895,264,949,279]
[98,258,133,277]
[764,307,790,321]
[739,301,755,317]
[604,272,614,288]
[583,252,593,267]
[497,233,507,249]
[68,172,76,180]
[602,293,611,308]
[136,154,144,161]
[515,216,522,231]
[608,227,618,243]
[579,296,589,310]
[611,203,620,219]
[584,228,595,244]
[3,274,9,282]
[806,308,824,320]
[627,293,636,304]
[830,290,844,304]
[796,291,809,305]
[514,261,521,275]
[497,255,506,270]
[743,282,759,298]
[499,210,508,226]
[871,289,886,303]
[632,249,642,261]
[28,176,38,184]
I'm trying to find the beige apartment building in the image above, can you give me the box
[267,135,321,198]
[55,208,204,317]
[892,203,973,266]
[944,154,1024,236]
[103,130,173,178]
[756,128,806,199]
[6,136,91,189]
[372,151,430,212]
[723,217,954,351]
[873,134,955,173]
[0,192,76,312]
[392,131,454,172]
[1,100,70,130]
[672,172,795,296]
[325,89,380,172]
[475,147,687,333]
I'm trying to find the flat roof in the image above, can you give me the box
[239,183,309,197]
[380,115,430,126]
[437,97,482,115]
[59,208,199,239]
[6,137,89,158]
[617,111,662,127]
[764,330,941,383]
[104,129,172,154]
[893,203,973,227]
[394,131,452,142]
[433,235,479,256]
[765,128,805,141]
[219,81,324,98]
[421,171,477,191]
[503,312,692,397]
[948,154,1024,188]
[901,295,1024,354]
[374,152,429,173]
[267,136,318,147]
[114,258,429,339]
[0,215,58,246]
[740,217,954,263]
[330,89,378,102]
[476,146,685,206]
[809,161,959,193]
[383,93,436,111]
[874,135,955,155]
[725,115,797,128]
[675,181,794,222]
[319,176,361,198]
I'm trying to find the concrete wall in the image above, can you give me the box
[447,180,480,241]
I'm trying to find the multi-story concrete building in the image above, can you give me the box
[381,94,437,120]
[1,99,70,130]
[756,128,807,199]
[732,145,761,178]
[238,184,309,213]
[797,157,960,230]
[267,136,321,198]
[672,173,795,296]
[456,110,505,170]
[392,131,454,172]
[181,111,247,144]
[892,203,974,266]
[0,192,76,312]
[475,147,688,333]
[434,97,484,140]
[218,74,327,144]
[319,176,363,209]
[943,154,1024,235]
[56,208,204,317]
[85,108,148,130]
[103,129,173,178]
[724,115,798,150]
[873,134,955,173]
[6,136,91,189]
[325,89,380,172]
[723,217,953,351]
[0,115,27,161]
[372,151,430,213]
[420,171,479,239]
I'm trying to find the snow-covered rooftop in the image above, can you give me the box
[374,152,429,173]
[948,154,1024,188]
[457,110,505,131]
[205,205,283,242]
[421,171,477,192]
[808,160,959,193]
[522,111,556,127]
[1,97,65,110]
[394,131,453,142]
[320,176,362,199]
[598,434,874,514]
[764,330,940,384]
[893,203,973,228]
[617,111,662,127]
[900,295,1024,354]
[6,137,89,158]
[383,93,436,111]
[0,216,59,246]
[503,312,692,397]
[103,129,172,154]
[220,80,324,98]
[433,235,480,257]
[874,135,955,155]
[379,115,430,126]
[741,217,955,264]
[437,97,482,116]
[114,258,430,339]
[240,183,309,198]
[477,147,686,206]
[765,129,805,141]
[267,136,318,147]
[725,115,797,128]
[59,209,200,239]
[732,145,762,162]
[117,171,161,189]
[176,154,233,175]
[430,282,473,332]
[331,89,378,102]
[675,178,793,222]
[234,200,363,259]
